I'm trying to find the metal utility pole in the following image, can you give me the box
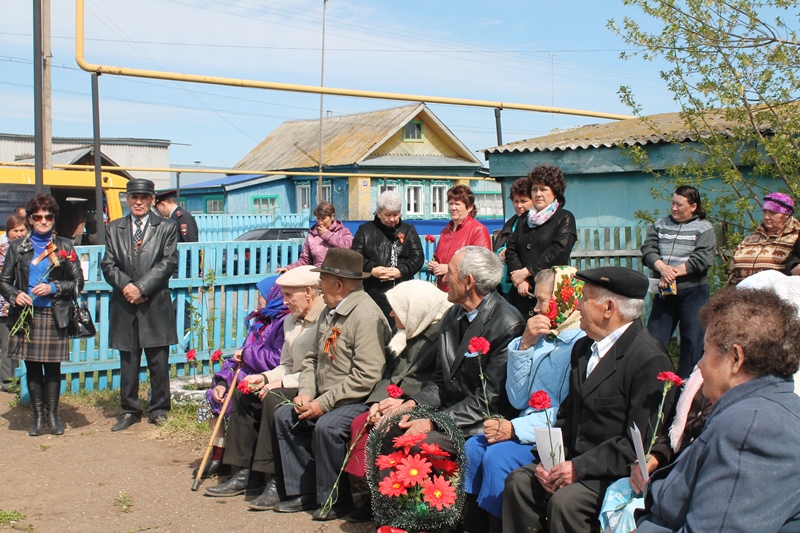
[33,0,45,193]
[494,108,503,146]
[43,0,52,170]
[91,73,105,245]
[317,0,328,204]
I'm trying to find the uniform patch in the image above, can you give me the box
[180,224,188,235]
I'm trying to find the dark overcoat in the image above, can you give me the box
[412,290,525,436]
[556,319,675,495]
[101,214,178,350]
[0,235,84,329]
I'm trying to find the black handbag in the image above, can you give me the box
[68,285,96,339]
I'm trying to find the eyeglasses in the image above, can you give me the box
[31,214,54,222]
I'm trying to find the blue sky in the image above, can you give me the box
[1,0,677,169]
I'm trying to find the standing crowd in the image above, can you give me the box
[4,169,800,532]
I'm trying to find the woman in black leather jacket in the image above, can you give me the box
[505,165,577,318]
[0,194,84,436]
[351,190,424,324]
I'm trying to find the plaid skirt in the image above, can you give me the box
[8,306,69,362]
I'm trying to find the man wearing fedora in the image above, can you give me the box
[101,178,179,431]
[272,248,391,521]
[502,266,675,533]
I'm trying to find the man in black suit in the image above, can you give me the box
[101,179,179,431]
[502,267,675,533]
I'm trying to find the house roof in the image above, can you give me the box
[182,173,286,192]
[0,133,170,147]
[14,146,134,179]
[482,109,741,155]
[234,103,481,172]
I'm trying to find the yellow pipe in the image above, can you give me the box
[75,0,632,122]
[1,161,495,181]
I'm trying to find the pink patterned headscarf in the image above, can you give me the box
[762,192,795,215]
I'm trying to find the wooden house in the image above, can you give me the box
[181,104,501,220]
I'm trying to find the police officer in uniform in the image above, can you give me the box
[155,190,198,243]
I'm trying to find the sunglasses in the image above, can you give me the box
[31,214,55,222]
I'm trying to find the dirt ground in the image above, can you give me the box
[0,390,374,533]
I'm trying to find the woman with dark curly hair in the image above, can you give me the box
[427,185,491,291]
[505,164,577,318]
[0,195,84,436]
[637,287,800,533]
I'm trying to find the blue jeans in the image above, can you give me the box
[647,284,709,378]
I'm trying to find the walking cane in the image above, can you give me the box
[191,364,241,491]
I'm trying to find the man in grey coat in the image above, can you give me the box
[101,179,179,431]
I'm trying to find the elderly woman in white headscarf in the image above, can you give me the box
[342,279,451,520]
[462,266,586,528]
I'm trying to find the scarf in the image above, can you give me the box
[668,366,704,452]
[245,277,289,338]
[527,200,559,228]
[544,266,584,337]
[385,279,452,356]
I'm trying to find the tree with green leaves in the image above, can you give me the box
[608,0,800,265]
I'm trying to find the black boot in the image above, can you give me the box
[44,377,64,435]
[203,468,262,497]
[27,379,46,437]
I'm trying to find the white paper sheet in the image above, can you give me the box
[534,426,564,471]
[630,422,649,483]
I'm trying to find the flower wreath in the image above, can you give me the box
[367,406,467,533]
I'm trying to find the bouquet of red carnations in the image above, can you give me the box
[367,406,466,533]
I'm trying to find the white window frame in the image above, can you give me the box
[379,181,399,194]
[405,184,423,216]
[321,183,332,203]
[431,184,448,216]
[252,196,279,216]
[296,184,311,212]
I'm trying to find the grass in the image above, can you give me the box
[0,510,25,525]
[113,492,134,514]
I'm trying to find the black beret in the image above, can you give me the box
[575,266,649,299]
[154,189,178,202]
[126,178,155,196]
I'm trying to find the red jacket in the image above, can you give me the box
[433,215,491,291]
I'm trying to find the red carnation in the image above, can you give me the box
[386,384,403,399]
[237,380,251,394]
[658,371,683,388]
[185,349,197,362]
[69,250,77,262]
[425,234,436,243]
[468,336,491,355]
[528,390,551,411]
[211,349,223,362]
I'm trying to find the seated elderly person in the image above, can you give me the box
[272,249,391,521]
[502,267,675,533]
[195,274,288,478]
[637,287,800,532]
[463,266,586,531]
[203,266,323,500]
[384,246,524,439]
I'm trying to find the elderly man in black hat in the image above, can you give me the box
[501,266,675,533]
[101,178,179,431]
[271,248,391,521]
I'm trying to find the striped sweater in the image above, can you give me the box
[641,216,716,289]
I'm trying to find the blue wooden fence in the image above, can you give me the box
[194,212,310,241]
[14,225,649,402]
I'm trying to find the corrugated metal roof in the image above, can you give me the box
[482,110,743,155]
[233,103,480,171]
[0,133,171,147]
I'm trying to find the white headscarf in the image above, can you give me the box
[385,280,452,356]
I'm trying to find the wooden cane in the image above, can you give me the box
[191,364,241,491]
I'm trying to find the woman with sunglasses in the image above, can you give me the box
[0,194,84,436]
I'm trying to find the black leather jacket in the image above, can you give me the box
[505,207,577,317]
[0,235,84,330]
[412,290,525,435]
[351,218,424,319]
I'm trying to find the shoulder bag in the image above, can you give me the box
[68,285,96,339]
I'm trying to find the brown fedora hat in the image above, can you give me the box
[311,248,370,279]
